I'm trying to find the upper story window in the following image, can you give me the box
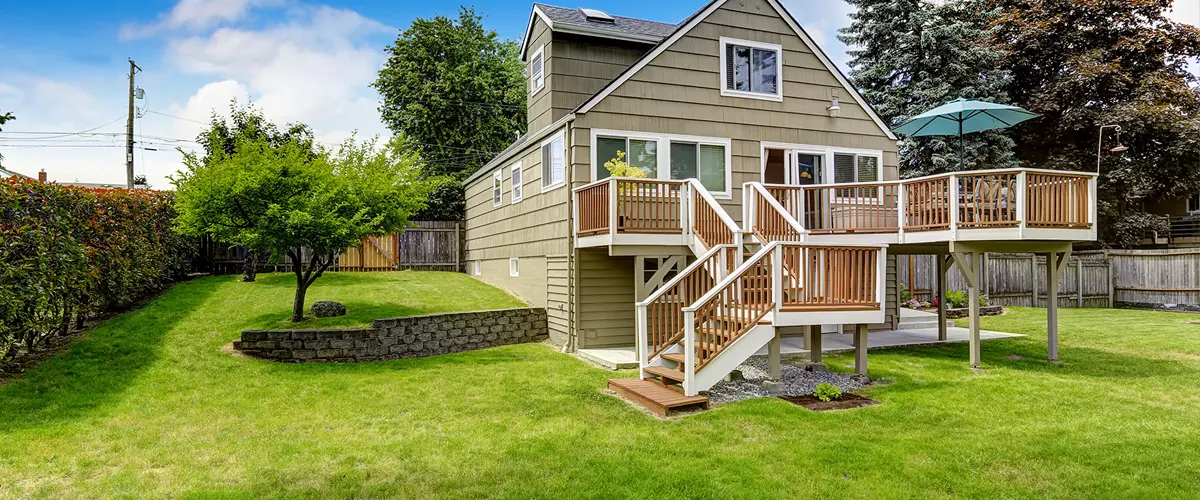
[541,132,565,191]
[530,45,545,95]
[592,129,732,198]
[720,37,782,101]
[511,161,523,203]
[492,171,503,207]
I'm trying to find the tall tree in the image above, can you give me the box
[173,127,433,322]
[372,6,526,220]
[841,0,1015,177]
[990,0,1200,246]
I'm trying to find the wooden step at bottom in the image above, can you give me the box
[644,365,685,383]
[607,378,709,417]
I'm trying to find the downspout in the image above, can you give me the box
[565,116,578,353]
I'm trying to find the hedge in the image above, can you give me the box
[0,178,193,363]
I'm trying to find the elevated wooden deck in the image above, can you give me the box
[607,378,709,416]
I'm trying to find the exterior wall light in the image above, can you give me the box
[827,97,841,118]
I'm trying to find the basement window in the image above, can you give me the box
[474,261,481,276]
[509,257,520,277]
[720,37,782,101]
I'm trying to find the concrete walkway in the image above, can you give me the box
[577,317,1022,370]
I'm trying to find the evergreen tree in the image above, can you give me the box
[840,0,1015,177]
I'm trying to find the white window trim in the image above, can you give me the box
[529,45,545,96]
[509,257,520,277]
[474,261,481,276]
[492,170,503,207]
[719,37,784,102]
[540,131,566,193]
[1188,193,1200,214]
[590,128,733,199]
[511,161,523,204]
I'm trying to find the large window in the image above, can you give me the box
[492,171,503,207]
[833,153,879,184]
[591,130,731,197]
[720,37,782,101]
[541,132,565,191]
[595,136,657,179]
[511,161,523,203]
[530,45,545,95]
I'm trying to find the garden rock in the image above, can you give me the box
[310,301,347,318]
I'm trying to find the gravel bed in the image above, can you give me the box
[701,358,869,405]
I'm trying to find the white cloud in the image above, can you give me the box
[166,5,392,143]
[121,0,283,39]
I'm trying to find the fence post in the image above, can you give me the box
[1076,258,1084,308]
[1031,255,1038,306]
[1108,259,1115,308]
[454,222,462,273]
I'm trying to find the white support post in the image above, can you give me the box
[1015,171,1027,239]
[772,245,784,310]
[734,231,745,267]
[607,178,618,236]
[682,310,697,396]
[747,186,758,238]
[896,183,907,243]
[682,181,692,242]
[952,249,982,368]
[1088,176,1099,240]
[877,247,887,307]
[636,305,649,378]
[949,174,960,239]
[795,188,806,231]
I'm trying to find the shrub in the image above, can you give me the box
[899,283,912,302]
[943,290,990,309]
[0,178,193,364]
[903,298,922,309]
[813,382,842,402]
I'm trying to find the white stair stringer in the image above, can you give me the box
[685,322,777,395]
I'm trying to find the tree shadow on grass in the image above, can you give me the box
[867,338,1193,380]
[0,277,223,432]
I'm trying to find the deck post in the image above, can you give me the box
[952,247,982,368]
[1046,245,1072,362]
[937,254,949,341]
[808,325,822,363]
[769,327,782,379]
[854,323,868,375]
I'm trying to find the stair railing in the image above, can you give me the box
[744,182,806,242]
[635,243,738,376]
[686,179,742,254]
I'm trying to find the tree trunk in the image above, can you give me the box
[242,251,258,282]
[292,279,308,322]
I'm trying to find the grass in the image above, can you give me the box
[244,271,527,329]
[2,273,1200,498]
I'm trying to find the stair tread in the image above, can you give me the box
[607,378,709,416]
[661,353,686,364]
[644,365,686,382]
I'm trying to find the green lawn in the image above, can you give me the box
[2,273,1199,498]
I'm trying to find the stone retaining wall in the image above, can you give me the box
[234,308,548,362]
[944,305,1004,319]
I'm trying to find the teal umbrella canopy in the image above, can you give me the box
[892,98,1039,137]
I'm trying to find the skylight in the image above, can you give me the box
[579,8,615,23]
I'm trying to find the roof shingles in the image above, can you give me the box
[534,3,677,40]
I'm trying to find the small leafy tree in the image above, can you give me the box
[603,150,648,179]
[0,109,13,165]
[173,131,433,322]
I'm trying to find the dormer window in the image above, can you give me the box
[530,45,545,95]
[719,37,782,101]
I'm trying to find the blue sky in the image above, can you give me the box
[0,0,1195,187]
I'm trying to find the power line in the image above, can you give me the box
[0,115,128,140]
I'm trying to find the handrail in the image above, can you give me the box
[688,179,740,248]
[683,241,779,373]
[745,182,806,242]
[636,244,736,363]
[575,181,611,236]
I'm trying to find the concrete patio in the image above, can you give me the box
[578,309,1023,370]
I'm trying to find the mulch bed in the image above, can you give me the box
[778,393,879,411]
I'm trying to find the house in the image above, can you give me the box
[462,0,1097,414]
[1141,193,1200,247]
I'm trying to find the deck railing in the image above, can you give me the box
[779,245,880,310]
[685,246,776,373]
[745,183,806,242]
[758,168,1095,238]
[574,177,740,252]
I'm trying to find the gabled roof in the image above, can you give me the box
[520,4,676,60]
[573,0,898,140]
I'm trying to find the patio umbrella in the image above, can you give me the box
[892,98,1039,170]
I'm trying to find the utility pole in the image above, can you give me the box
[126,59,142,189]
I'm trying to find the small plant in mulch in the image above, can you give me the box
[813,382,842,402]
[778,382,879,411]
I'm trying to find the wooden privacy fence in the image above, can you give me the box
[194,221,464,274]
[1108,249,1200,309]
[899,252,1114,309]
